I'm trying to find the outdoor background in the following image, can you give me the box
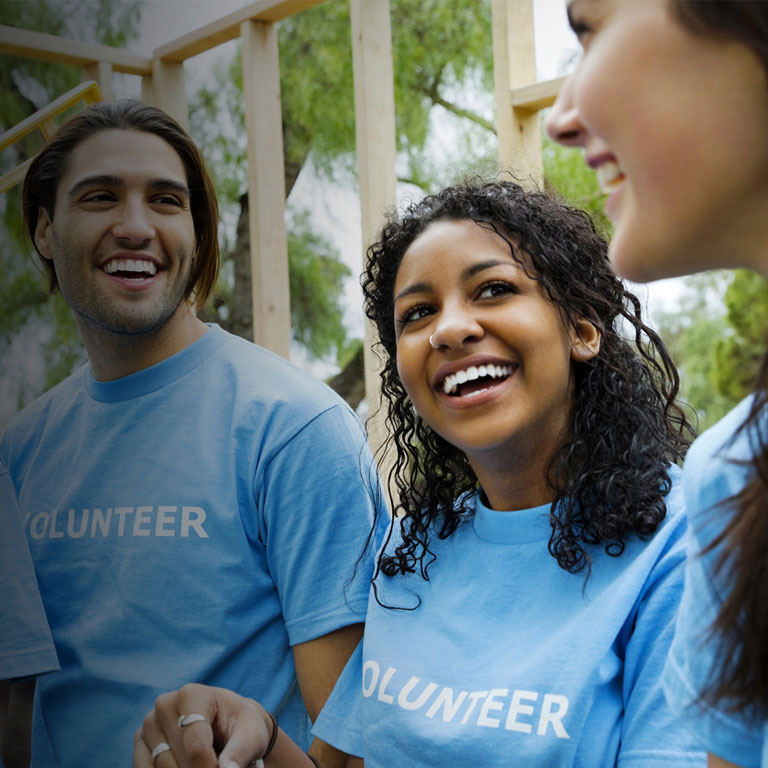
[2,0,765,434]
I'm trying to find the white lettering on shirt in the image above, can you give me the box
[359,660,570,739]
[26,506,210,540]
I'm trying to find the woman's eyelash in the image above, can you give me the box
[477,281,517,298]
[397,304,432,326]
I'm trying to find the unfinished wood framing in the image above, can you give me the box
[491,0,542,188]
[349,0,398,453]
[241,19,292,358]
[154,0,325,63]
[0,24,151,74]
[81,61,114,103]
[142,59,189,129]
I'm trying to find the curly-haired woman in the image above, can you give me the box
[134,181,703,767]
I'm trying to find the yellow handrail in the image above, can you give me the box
[0,80,102,194]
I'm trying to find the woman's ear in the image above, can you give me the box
[34,209,53,261]
[570,318,601,362]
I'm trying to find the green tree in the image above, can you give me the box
[651,272,735,431]
[712,269,768,403]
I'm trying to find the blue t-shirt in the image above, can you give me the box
[662,397,768,766]
[0,455,58,680]
[0,325,378,768]
[314,476,704,766]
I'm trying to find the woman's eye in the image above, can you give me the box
[477,282,515,300]
[398,305,433,326]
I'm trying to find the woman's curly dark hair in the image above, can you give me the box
[363,179,695,584]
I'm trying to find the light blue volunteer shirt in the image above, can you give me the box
[1,324,378,768]
[314,475,705,766]
[663,396,768,766]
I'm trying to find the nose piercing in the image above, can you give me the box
[429,334,439,349]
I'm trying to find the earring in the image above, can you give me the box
[429,334,439,349]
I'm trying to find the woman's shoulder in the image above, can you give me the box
[683,396,757,533]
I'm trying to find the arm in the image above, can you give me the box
[294,623,364,768]
[1,678,36,768]
[134,683,351,768]
[708,754,744,768]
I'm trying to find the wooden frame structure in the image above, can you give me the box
[0,0,562,450]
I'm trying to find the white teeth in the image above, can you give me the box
[595,161,625,194]
[104,258,157,276]
[441,364,515,395]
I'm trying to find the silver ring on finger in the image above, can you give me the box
[151,742,171,763]
[178,713,210,728]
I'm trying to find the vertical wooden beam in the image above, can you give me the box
[241,18,291,357]
[491,0,541,188]
[81,60,113,101]
[142,59,189,129]
[349,0,397,454]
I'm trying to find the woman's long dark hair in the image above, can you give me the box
[363,180,694,591]
[671,0,768,718]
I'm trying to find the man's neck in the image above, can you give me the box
[80,307,209,382]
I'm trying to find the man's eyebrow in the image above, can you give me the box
[67,175,190,199]
[67,174,123,199]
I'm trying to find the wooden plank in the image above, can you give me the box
[241,19,291,358]
[491,0,542,188]
[0,24,152,75]
[0,81,102,152]
[511,76,565,111]
[143,59,189,129]
[155,0,325,63]
[349,0,397,454]
[82,61,114,102]
[0,158,33,196]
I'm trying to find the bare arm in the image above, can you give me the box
[708,753,744,768]
[294,623,364,768]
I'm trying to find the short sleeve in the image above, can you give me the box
[259,404,381,645]
[0,456,59,679]
[312,639,365,756]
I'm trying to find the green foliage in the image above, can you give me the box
[712,270,768,402]
[651,272,737,431]
[288,210,351,360]
[542,136,613,239]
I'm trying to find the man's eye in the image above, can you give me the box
[82,192,114,203]
[153,195,183,207]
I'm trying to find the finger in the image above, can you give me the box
[135,715,182,768]
[174,684,221,768]
[216,698,272,768]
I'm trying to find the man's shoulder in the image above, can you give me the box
[216,330,354,413]
[0,363,89,464]
[3,363,88,435]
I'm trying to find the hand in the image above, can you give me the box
[133,683,274,768]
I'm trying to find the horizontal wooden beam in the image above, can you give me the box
[510,75,565,111]
[154,0,325,62]
[0,25,152,75]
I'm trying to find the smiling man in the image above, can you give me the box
[0,100,378,767]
